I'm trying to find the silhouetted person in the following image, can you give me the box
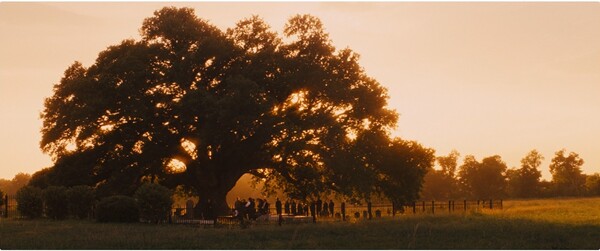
[257,198,264,215]
[297,202,303,215]
[246,197,257,220]
[310,201,316,223]
[329,200,334,217]
[284,199,290,215]
[341,201,346,221]
[262,199,270,216]
[367,201,372,220]
[205,199,214,220]
[275,198,282,226]
[186,199,195,219]
[304,203,309,216]
[291,200,297,215]
[316,198,323,217]
[236,198,247,227]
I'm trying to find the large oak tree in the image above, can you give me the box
[37,7,433,214]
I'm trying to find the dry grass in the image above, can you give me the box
[1,197,600,249]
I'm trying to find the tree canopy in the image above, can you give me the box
[506,150,543,198]
[458,155,507,199]
[549,149,586,196]
[36,7,433,213]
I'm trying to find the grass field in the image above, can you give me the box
[1,197,600,249]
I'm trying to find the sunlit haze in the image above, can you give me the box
[1,2,599,180]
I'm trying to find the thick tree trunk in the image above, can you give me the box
[197,189,230,217]
[195,170,244,217]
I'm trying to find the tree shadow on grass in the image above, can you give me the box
[1,215,599,249]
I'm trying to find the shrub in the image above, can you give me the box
[67,185,95,219]
[43,186,69,220]
[134,183,173,223]
[16,186,43,218]
[96,195,139,223]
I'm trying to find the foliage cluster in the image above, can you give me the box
[16,186,44,218]
[96,195,140,223]
[134,183,174,223]
[15,183,172,223]
[0,172,31,196]
[67,185,96,219]
[16,185,95,219]
[43,186,69,219]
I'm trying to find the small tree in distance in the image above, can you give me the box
[550,149,586,197]
[458,155,507,199]
[421,150,460,200]
[507,150,543,198]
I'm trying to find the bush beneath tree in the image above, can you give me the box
[134,183,173,223]
[43,186,69,220]
[16,186,44,218]
[96,195,139,223]
[68,185,95,219]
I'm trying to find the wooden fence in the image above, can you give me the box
[2,195,19,219]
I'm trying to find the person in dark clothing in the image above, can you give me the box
[367,201,372,220]
[310,201,316,223]
[297,202,303,215]
[262,200,270,216]
[316,198,323,217]
[246,198,256,220]
[275,198,283,226]
[291,200,297,215]
[341,201,346,221]
[284,200,290,215]
[257,199,264,216]
[235,197,245,226]
[205,199,214,220]
[328,200,334,217]
[303,203,309,216]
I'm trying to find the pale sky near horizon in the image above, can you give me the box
[0,2,599,181]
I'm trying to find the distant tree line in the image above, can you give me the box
[421,149,600,200]
[0,172,31,196]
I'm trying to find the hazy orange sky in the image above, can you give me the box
[1,2,599,180]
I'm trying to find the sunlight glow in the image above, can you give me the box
[180,138,198,160]
[166,158,187,174]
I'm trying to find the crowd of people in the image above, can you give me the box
[183,196,349,226]
[232,197,271,221]
[230,197,347,226]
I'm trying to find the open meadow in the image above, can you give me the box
[1,197,599,249]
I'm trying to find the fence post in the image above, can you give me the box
[448,200,451,213]
[3,195,7,218]
[463,200,467,212]
[422,201,425,213]
[489,199,493,209]
[500,199,503,209]
[431,201,435,214]
[412,201,416,214]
